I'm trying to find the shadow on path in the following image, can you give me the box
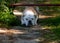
[0,25,60,43]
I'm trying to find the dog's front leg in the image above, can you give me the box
[25,21,28,26]
[24,20,28,26]
[32,20,35,25]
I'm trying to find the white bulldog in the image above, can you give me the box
[21,7,38,26]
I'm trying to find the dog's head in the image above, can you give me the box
[21,7,38,26]
[22,13,37,26]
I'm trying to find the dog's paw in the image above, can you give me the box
[35,24,38,26]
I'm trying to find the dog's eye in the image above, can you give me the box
[31,18,33,20]
[26,18,28,20]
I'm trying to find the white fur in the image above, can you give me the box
[21,7,38,26]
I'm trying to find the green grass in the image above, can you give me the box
[38,16,60,26]
[39,16,60,40]
[51,26,60,39]
[43,26,60,40]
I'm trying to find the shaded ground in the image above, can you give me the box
[0,25,60,43]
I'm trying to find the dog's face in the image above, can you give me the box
[21,7,38,26]
[21,12,38,26]
[23,15,36,26]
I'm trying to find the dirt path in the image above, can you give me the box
[11,25,42,43]
[0,25,59,43]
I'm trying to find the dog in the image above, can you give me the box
[21,7,38,26]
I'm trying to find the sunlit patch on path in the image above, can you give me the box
[0,25,59,43]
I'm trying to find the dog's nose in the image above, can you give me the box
[28,20,32,26]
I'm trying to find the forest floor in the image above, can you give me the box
[0,25,60,43]
[0,13,59,43]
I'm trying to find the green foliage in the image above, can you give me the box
[50,26,60,40]
[0,0,60,27]
[0,0,21,27]
[39,16,60,26]
[50,0,60,4]
[39,6,60,15]
[0,5,9,12]
[0,12,14,24]
[43,25,60,40]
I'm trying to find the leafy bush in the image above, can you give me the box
[0,12,19,26]
[0,5,20,26]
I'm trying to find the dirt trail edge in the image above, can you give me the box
[0,25,52,43]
